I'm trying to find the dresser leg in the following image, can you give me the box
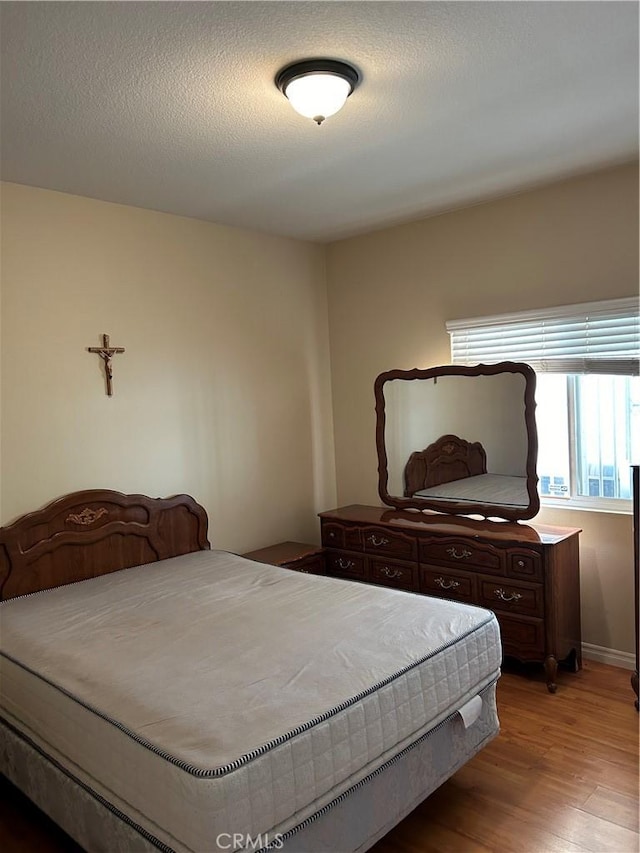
[631,670,639,711]
[544,655,558,693]
[567,647,581,673]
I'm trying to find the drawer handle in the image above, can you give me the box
[328,532,336,539]
[494,588,523,603]
[434,577,460,590]
[368,535,389,547]
[517,560,525,567]
[337,558,355,570]
[299,568,310,573]
[446,547,472,560]
[381,566,403,579]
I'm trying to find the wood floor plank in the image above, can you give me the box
[371,812,494,853]
[582,786,640,833]
[395,781,590,853]
[455,759,596,811]
[544,746,640,798]
[547,806,640,852]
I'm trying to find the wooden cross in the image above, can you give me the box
[87,334,125,396]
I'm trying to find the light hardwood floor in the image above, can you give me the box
[1,661,638,853]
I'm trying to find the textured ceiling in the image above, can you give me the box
[1,2,638,242]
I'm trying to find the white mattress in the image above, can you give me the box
[416,472,530,507]
[0,550,501,852]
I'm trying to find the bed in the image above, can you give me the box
[404,434,488,498]
[0,490,501,853]
[404,434,529,508]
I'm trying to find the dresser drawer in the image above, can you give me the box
[326,550,367,580]
[420,566,477,604]
[362,526,418,561]
[419,537,504,575]
[498,614,546,660]
[479,576,543,618]
[321,522,363,551]
[369,557,418,591]
[322,522,344,548]
[507,549,544,583]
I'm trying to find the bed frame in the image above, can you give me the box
[0,490,499,853]
[0,489,210,601]
[404,434,487,498]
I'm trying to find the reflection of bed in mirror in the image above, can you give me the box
[404,433,530,508]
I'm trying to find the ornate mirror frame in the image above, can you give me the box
[374,362,540,521]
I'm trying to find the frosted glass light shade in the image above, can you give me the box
[284,74,352,124]
[275,59,360,125]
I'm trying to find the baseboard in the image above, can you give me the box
[582,643,635,670]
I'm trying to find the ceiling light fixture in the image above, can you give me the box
[275,59,360,125]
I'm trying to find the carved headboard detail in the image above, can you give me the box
[404,434,487,497]
[0,490,210,600]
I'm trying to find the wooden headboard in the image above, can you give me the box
[0,490,210,600]
[404,434,487,497]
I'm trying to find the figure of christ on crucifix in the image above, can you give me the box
[87,334,125,396]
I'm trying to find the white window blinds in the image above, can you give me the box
[446,297,640,375]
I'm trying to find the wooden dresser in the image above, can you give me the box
[319,505,582,692]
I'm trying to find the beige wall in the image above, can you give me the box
[2,165,637,656]
[0,183,336,552]
[326,162,639,656]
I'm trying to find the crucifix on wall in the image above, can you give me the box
[87,334,125,396]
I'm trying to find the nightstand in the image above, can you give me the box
[242,541,325,575]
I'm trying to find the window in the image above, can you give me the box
[447,298,640,511]
[536,374,639,506]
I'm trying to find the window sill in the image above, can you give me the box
[540,496,632,515]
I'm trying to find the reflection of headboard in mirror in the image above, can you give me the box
[404,434,487,496]
[375,362,539,521]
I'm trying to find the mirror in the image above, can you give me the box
[374,362,539,521]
